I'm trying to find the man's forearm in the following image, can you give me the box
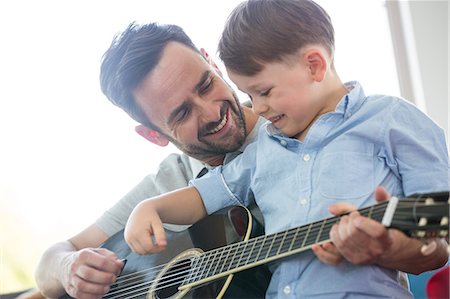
[35,241,75,298]
[377,230,448,274]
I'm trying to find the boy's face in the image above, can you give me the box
[227,48,337,139]
[133,42,246,163]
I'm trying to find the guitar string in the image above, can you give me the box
[104,200,444,298]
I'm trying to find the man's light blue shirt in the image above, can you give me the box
[191,81,449,298]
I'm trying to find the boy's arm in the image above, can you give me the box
[124,186,207,255]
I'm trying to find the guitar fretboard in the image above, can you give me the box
[185,201,389,286]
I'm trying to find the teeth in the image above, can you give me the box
[208,113,228,134]
[270,115,282,123]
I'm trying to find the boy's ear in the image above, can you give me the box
[135,125,169,147]
[200,48,223,77]
[304,49,327,82]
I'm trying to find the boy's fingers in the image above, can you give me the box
[151,220,167,248]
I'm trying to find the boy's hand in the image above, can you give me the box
[124,201,167,255]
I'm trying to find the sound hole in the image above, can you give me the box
[155,258,192,299]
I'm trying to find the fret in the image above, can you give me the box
[288,227,300,251]
[218,244,232,275]
[209,247,225,277]
[301,223,313,247]
[253,236,266,263]
[235,240,248,269]
[367,205,373,219]
[265,233,279,259]
[304,222,320,247]
[187,255,203,284]
[204,249,220,278]
[227,242,241,272]
[315,219,326,243]
[198,251,213,280]
[276,230,290,255]
[245,238,258,265]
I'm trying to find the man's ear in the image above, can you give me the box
[304,49,327,82]
[200,48,223,77]
[135,125,169,147]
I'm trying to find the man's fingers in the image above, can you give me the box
[353,213,387,238]
[328,202,356,216]
[421,240,437,256]
[374,186,390,203]
[312,243,342,266]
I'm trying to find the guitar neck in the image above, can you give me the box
[184,201,388,287]
[181,192,449,290]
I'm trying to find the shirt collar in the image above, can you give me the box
[266,81,366,139]
[335,81,366,118]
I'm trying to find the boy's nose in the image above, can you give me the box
[251,98,269,116]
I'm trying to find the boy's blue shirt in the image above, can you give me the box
[191,81,449,298]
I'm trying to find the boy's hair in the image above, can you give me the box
[100,22,199,130]
[219,0,335,76]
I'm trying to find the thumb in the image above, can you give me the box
[374,186,390,203]
[328,202,355,216]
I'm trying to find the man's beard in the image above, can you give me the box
[168,95,247,162]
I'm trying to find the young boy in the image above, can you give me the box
[124,0,449,297]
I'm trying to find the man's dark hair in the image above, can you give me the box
[219,0,335,76]
[100,22,199,129]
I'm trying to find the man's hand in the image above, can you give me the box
[326,186,447,273]
[311,242,343,265]
[61,248,124,299]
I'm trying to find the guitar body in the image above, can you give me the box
[60,205,271,299]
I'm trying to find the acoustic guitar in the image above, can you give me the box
[54,191,447,299]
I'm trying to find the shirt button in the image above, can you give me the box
[283,285,291,294]
[300,198,308,205]
[303,154,310,162]
[280,140,287,146]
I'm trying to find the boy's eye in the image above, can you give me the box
[260,88,272,97]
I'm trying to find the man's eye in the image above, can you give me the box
[176,108,190,122]
[199,78,214,94]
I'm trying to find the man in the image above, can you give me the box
[35,22,448,299]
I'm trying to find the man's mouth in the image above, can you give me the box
[206,111,228,135]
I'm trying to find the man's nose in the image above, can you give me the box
[195,96,222,122]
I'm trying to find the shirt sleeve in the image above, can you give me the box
[382,99,450,196]
[190,143,257,215]
[95,153,197,236]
